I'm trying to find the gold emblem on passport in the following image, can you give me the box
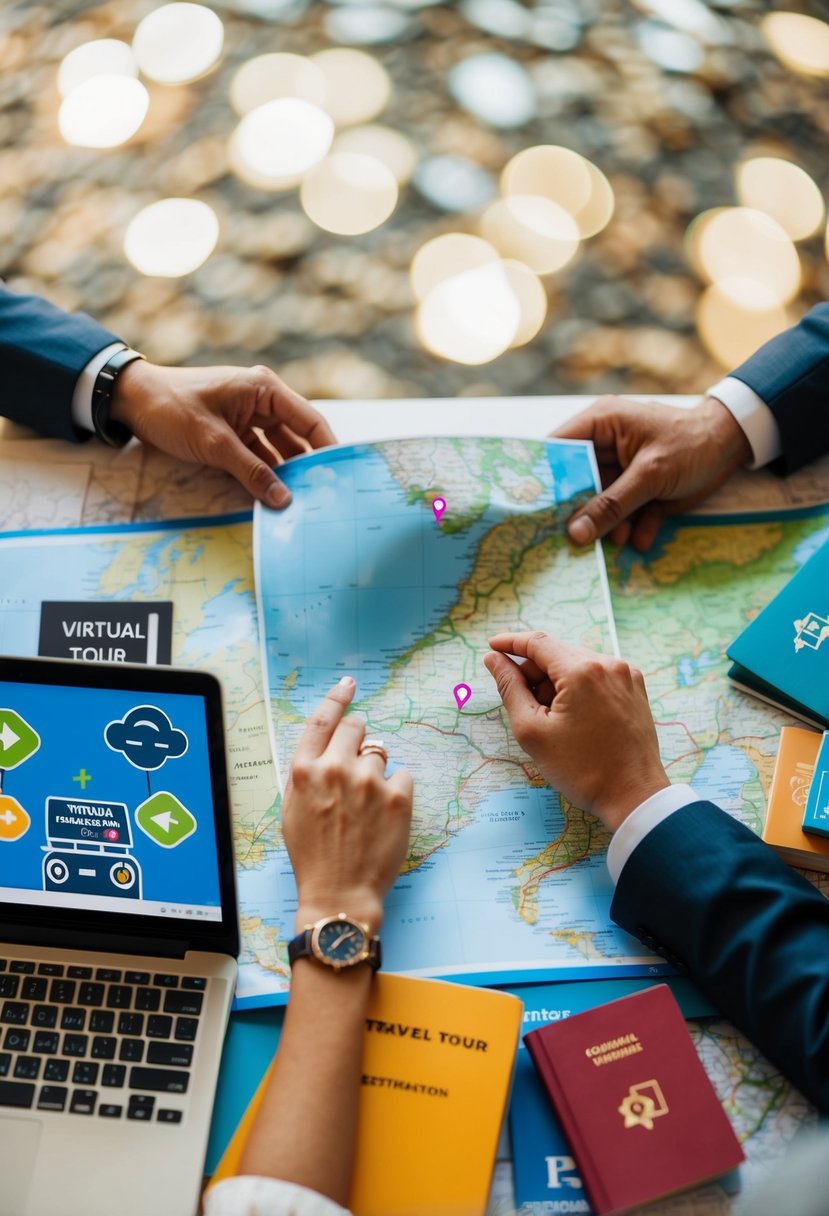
[794,612,829,653]
[618,1079,669,1130]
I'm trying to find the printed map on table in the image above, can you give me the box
[252,436,663,1004]
[1,433,825,1206]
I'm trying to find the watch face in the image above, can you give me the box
[314,917,368,966]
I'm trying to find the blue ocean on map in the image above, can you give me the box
[235,779,644,1002]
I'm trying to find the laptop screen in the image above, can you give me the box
[0,672,226,929]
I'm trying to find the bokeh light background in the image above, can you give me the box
[3,0,829,401]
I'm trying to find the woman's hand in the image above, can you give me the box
[282,676,413,934]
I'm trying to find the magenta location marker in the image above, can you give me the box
[453,683,472,710]
[432,497,446,524]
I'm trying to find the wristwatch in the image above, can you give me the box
[288,913,382,971]
[91,347,145,447]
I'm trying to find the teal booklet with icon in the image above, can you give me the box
[727,537,829,727]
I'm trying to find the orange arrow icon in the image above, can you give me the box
[0,795,30,842]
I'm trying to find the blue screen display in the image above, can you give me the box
[0,681,223,922]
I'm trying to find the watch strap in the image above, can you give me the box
[91,347,145,447]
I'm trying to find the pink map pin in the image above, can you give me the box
[432,497,446,524]
[453,683,472,710]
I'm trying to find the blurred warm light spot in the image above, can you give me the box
[333,125,416,185]
[500,145,614,238]
[310,48,391,126]
[229,53,326,116]
[57,40,137,98]
[761,12,829,77]
[300,153,398,235]
[684,207,728,279]
[480,196,580,274]
[59,76,150,148]
[416,260,522,365]
[572,162,615,239]
[697,284,790,368]
[689,207,800,307]
[501,260,547,347]
[124,198,219,277]
[229,98,334,190]
[133,3,224,85]
[410,234,500,303]
[736,158,824,242]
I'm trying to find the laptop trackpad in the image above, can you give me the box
[0,1116,40,1216]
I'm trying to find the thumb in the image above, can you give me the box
[483,651,541,733]
[566,459,657,545]
[213,429,292,509]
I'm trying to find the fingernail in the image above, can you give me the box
[569,515,595,545]
[338,675,355,688]
[266,483,291,509]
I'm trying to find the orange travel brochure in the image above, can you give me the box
[763,726,829,872]
[210,973,523,1216]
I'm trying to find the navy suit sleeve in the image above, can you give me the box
[610,801,829,1112]
[730,302,829,474]
[0,283,121,442]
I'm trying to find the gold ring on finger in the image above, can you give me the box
[358,739,388,765]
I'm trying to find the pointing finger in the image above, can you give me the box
[291,677,357,765]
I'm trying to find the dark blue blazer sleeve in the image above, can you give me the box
[0,283,121,442]
[610,801,829,1113]
[730,302,829,474]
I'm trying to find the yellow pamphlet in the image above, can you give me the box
[210,973,522,1216]
[763,725,829,871]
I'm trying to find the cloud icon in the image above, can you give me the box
[105,705,188,771]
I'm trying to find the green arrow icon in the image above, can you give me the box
[134,791,197,848]
[0,709,41,771]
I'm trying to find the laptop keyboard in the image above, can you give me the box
[0,958,206,1123]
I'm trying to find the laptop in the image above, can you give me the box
[0,656,239,1216]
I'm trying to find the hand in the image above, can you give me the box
[553,395,752,551]
[110,359,336,508]
[283,677,413,933]
[483,631,669,831]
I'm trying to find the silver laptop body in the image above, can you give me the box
[0,657,240,1216]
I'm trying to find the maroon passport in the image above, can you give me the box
[524,984,744,1215]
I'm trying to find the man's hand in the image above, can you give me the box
[553,395,752,551]
[283,677,413,935]
[110,360,336,508]
[483,631,669,832]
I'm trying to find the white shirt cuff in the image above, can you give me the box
[606,784,698,885]
[71,342,125,433]
[204,1176,351,1216]
[707,376,782,469]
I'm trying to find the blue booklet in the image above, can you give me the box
[803,731,829,837]
[504,977,718,1209]
[727,537,829,727]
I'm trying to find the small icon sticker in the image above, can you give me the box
[453,683,472,710]
[618,1080,669,1130]
[135,791,197,849]
[0,710,40,771]
[0,795,31,842]
[432,497,447,525]
[794,611,829,653]
[105,706,188,771]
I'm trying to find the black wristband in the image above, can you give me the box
[90,348,145,448]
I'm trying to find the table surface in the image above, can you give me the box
[2,396,826,1216]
